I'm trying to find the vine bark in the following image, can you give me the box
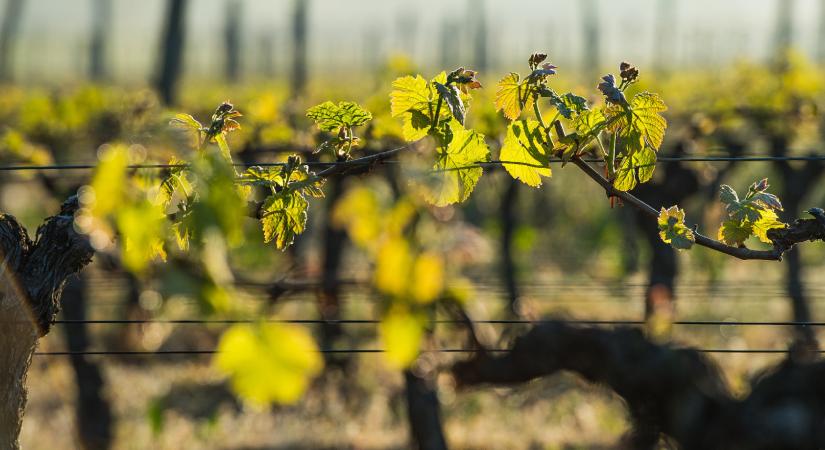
[0,197,94,449]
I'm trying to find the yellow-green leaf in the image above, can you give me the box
[629,92,667,150]
[116,200,168,272]
[89,145,129,217]
[718,220,753,246]
[261,190,309,250]
[374,237,413,298]
[752,209,786,244]
[379,307,425,368]
[411,251,444,304]
[494,73,530,121]
[658,206,695,249]
[306,101,372,131]
[500,120,551,187]
[390,75,431,118]
[214,322,323,407]
[421,121,490,206]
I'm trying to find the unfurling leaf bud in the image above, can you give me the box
[620,62,639,84]
[529,52,548,69]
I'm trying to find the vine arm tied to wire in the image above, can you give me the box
[570,155,825,261]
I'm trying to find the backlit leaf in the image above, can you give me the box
[752,209,786,244]
[261,190,309,250]
[379,307,425,369]
[306,101,373,132]
[374,237,413,298]
[494,73,530,121]
[718,220,753,246]
[215,322,323,407]
[500,120,551,187]
[411,251,444,304]
[423,121,490,206]
[658,206,695,249]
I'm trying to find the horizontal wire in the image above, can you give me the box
[49,319,825,327]
[31,348,813,356]
[2,155,824,172]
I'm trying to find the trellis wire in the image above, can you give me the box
[47,318,825,326]
[1,154,825,172]
[31,348,817,356]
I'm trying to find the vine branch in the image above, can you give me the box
[570,156,825,261]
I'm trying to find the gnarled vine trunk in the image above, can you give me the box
[0,197,94,449]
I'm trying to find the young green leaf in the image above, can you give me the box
[613,146,656,191]
[390,75,431,118]
[390,72,454,141]
[261,190,309,250]
[500,120,551,187]
[751,209,786,244]
[494,72,531,121]
[548,92,589,120]
[306,101,372,131]
[718,220,753,246]
[658,206,695,249]
[422,121,490,206]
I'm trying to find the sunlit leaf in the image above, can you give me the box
[89,145,129,217]
[374,237,413,298]
[214,134,233,162]
[116,200,167,272]
[718,220,753,246]
[752,209,786,244]
[261,190,308,250]
[169,113,202,130]
[422,121,490,206]
[494,73,530,121]
[390,75,431,118]
[379,307,425,369]
[500,120,551,187]
[573,108,606,139]
[613,146,656,191]
[657,206,695,249]
[306,101,373,131]
[215,322,323,407]
[411,251,444,304]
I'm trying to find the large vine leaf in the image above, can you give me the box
[422,121,490,206]
[214,322,323,407]
[572,108,606,140]
[658,206,695,249]
[500,119,551,187]
[261,190,309,250]
[613,146,656,191]
[494,73,532,121]
[607,92,667,155]
[390,72,453,142]
[306,101,372,131]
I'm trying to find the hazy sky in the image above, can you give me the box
[5,0,825,82]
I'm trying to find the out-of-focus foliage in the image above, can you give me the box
[214,322,322,406]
